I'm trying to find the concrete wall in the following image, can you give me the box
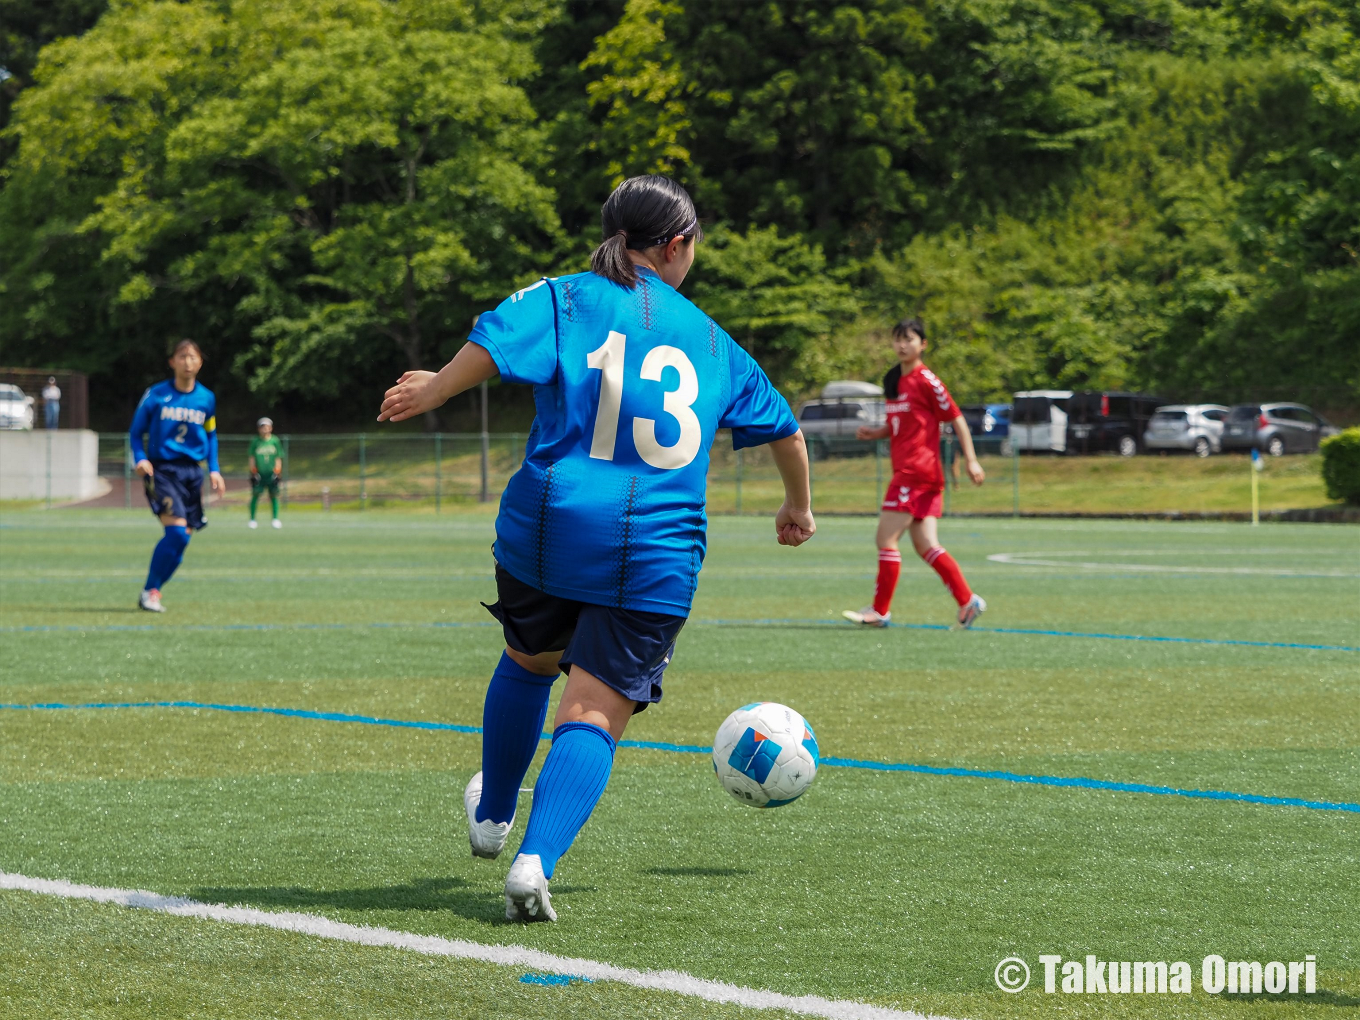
[0,429,102,500]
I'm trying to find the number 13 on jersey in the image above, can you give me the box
[587,331,702,470]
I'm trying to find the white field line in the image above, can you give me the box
[0,871,950,1020]
[986,552,1358,577]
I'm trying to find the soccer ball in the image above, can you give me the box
[712,702,819,808]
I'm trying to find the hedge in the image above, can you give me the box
[1321,427,1360,505]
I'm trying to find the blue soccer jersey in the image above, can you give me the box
[472,267,798,616]
[129,380,220,471]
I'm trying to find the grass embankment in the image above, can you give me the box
[709,449,1335,516]
[58,434,1343,516]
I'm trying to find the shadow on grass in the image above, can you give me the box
[641,866,752,878]
[193,876,504,922]
[193,876,600,925]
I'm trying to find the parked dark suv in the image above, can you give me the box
[1221,403,1339,455]
[1065,391,1164,456]
[959,403,1011,454]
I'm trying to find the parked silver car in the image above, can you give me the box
[1143,404,1228,457]
[797,380,885,457]
[1221,402,1339,455]
[0,383,34,430]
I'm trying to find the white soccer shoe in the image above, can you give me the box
[248,519,258,529]
[957,593,987,629]
[138,588,165,613]
[504,853,556,922]
[464,771,513,860]
[842,606,890,628]
[271,519,282,529]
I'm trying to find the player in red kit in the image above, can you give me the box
[842,318,987,628]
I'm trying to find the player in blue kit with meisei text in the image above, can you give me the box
[378,175,816,921]
[129,339,225,612]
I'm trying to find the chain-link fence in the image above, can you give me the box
[99,431,1016,514]
[86,430,1330,518]
[101,432,526,511]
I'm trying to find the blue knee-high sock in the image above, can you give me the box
[476,652,554,824]
[516,722,617,878]
[145,526,190,591]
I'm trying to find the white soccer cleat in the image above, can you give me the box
[957,593,986,629]
[271,518,282,529]
[504,853,556,922]
[248,519,258,529]
[138,588,165,613]
[842,606,890,628]
[464,771,513,860]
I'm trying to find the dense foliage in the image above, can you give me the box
[1320,427,1360,504]
[1,0,1356,427]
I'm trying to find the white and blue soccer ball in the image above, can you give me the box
[712,702,819,808]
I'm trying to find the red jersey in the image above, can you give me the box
[884,363,960,488]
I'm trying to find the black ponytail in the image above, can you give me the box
[590,175,700,288]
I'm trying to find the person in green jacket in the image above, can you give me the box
[248,417,283,529]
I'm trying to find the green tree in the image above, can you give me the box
[580,0,693,185]
[0,0,107,155]
[687,224,858,395]
[2,0,560,423]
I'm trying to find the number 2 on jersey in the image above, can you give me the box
[587,331,701,470]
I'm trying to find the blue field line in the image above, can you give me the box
[696,618,1360,653]
[818,757,1360,814]
[0,700,483,735]
[4,616,1354,652]
[3,699,1357,816]
[1,621,501,635]
[520,973,593,986]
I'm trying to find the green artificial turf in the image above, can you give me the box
[1,508,1357,1019]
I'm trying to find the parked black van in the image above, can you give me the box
[1065,392,1164,456]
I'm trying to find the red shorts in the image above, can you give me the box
[881,475,943,518]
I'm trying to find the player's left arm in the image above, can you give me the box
[719,335,815,546]
[951,415,985,486]
[768,430,815,546]
[206,404,225,495]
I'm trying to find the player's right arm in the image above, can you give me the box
[129,389,154,477]
[377,343,498,422]
[378,282,557,423]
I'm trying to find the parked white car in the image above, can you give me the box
[0,384,34,430]
[1143,404,1228,457]
[1011,390,1073,452]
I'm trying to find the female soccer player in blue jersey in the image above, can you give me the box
[378,175,815,922]
[129,339,225,612]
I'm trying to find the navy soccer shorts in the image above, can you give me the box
[143,460,207,530]
[483,564,685,712]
